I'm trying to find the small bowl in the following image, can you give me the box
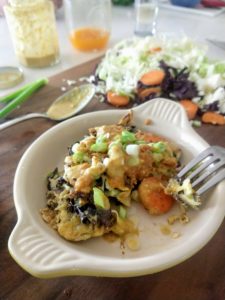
[8,99,225,278]
[170,0,201,8]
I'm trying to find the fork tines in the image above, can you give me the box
[177,146,225,196]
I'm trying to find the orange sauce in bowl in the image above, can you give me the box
[70,27,110,51]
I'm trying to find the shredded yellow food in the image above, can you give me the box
[41,112,181,247]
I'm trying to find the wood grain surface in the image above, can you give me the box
[0,57,225,300]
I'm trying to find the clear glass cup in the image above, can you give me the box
[4,0,60,68]
[64,0,111,52]
[134,0,159,36]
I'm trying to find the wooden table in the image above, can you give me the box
[1,58,225,300]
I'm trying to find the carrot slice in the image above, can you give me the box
[141,132,166,143]
[106,91,130,107]
[138,177,174,215]
[202,111,225,125]
[140,70,165,86]
[180,99,199,120]
[149,47,162,53]
[138,87,161,100]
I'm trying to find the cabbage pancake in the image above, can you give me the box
[41,112,181,243]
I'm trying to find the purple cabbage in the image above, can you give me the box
[159,61,199,100]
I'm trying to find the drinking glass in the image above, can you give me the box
[64,0,111,52]
[134,0,159,36]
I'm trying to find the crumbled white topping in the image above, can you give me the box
[126,144,139,156]
[71,143,79,153]
[61,86,67,92]
[166,178,201,209]
[66,80,76,86]
[103,157,109,167]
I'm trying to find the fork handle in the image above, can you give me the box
[0,113,48,131]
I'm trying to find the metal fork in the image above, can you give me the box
[177,146,225,196]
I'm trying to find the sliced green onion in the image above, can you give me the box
[214,63,225,74]
[119,205,127,219]
[121,130,136,144]
[127,156,139,166]
[136,140,146,145]
[198,64,208,78]
[93,187,110,210]
[91,142,108,153]
[190,120,202,128]
[0,81,37,104]
[150,142,166,153]
[0,78,48,119]
[73,151,90,163]
[96,134,107,144]
[109,139,121,148]
[106,188,119,197]
[72,151,84,163]
[152,152,163,162]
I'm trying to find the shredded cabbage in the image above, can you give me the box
[96,35,225,113]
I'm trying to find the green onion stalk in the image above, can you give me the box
[0,78,48,119]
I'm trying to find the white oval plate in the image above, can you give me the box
[8,98,225,278]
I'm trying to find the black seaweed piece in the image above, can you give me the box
[47,173,71,192]
[78,203,92,212]
[56,177,67,190]
[68,146,74,155]
[96,209,117,228]
[89,127,97,137]
[197,108,204,117]
[80,216,91,225]
[67,194,116,228]
[47,200,58,210]
[79,204,97,225]
[47,168,59,191]
[124,125,137,133]
[74,191,94,202]
[46,192,56,200]
[108,196,121,206]
[66,193,96,223]
[86,205,97,216]
[95,177,103,188]
[67,140,81,155]
[47,168,59,179]
[47,182,52,191]
[67,199,79,214]
[76,204,95,225]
